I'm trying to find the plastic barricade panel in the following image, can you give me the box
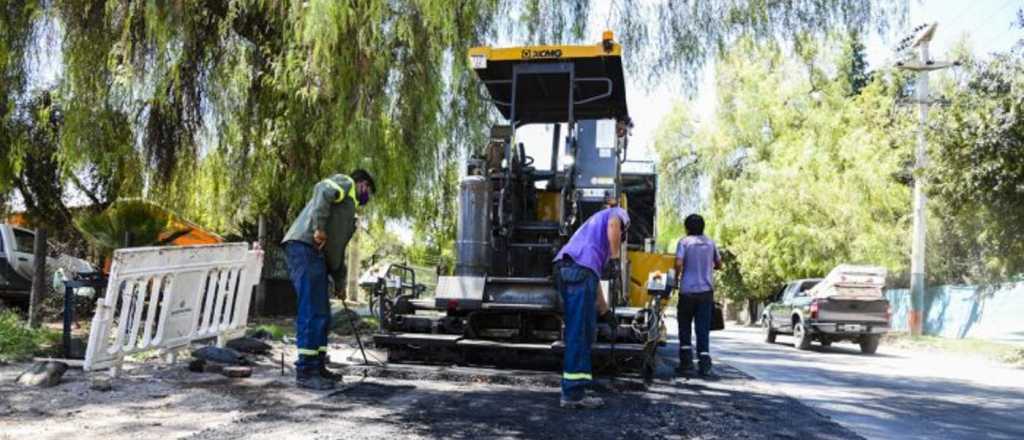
[84,243,263,376]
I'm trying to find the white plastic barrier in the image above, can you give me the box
[84,243,264,376]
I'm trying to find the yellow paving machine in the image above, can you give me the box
[373,32,675,379]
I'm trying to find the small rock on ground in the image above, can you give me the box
[220,366,253,378]
[192,346,249,365]
[226,337,272,355]
[89,375,113,392]
[16,361,68,388]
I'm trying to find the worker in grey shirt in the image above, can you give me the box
[674,214,722,377]
[282,169,375,390]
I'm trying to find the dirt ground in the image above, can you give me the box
[0,337,861,440]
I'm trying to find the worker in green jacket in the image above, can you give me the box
[282,169,375,390]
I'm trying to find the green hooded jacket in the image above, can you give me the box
[282,174,357,287]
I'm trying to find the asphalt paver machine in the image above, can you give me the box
[373,32,676,378]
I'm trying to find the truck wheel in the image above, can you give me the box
[762,317,777,343]
[792,320,813,350]
[859,334,881,354]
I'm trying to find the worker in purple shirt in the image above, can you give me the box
[552,201,629,409]
[675,214,723,377]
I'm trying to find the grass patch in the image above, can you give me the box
[126,349,162,362]
[362,316,379,329]
[0,310,60,362]
[883,332,1024,368]
[1003,347,1024,367]
[249,324,287,341]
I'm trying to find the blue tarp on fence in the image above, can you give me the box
[886,283,1024,344]
[885,289,912,332]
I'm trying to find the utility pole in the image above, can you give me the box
[895,23,955,336]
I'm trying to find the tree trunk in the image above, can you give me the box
[28,228,48,329]
[747,298,759,326]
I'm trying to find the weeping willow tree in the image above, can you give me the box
[49,0,503,238]
[1,0,904,246]
[1,1,43,204]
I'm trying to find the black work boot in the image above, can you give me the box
[698,355,714,377]
[676,354,695,376]
[297,371,336,391]
[319,354,344,382]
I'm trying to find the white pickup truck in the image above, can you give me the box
[0,224,94,304]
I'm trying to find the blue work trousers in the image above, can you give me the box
[557,261,597,402]
[678,291,714,361]
[285,241,332,374]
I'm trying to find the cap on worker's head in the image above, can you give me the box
[351,169,375,193]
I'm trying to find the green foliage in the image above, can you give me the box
[839,31,870,96]
[0,310,59,362]
[2,1,904,262]
[655,36,913,300]
[928,50,1024,283]
[612,0,904,86]
[653,102,701,252]
[74,199,192,254]
[1,1,42,197]
[656,32,1024,290]
[51,0,508,244]
[249,324,287,341]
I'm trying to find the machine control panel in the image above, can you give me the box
[646,269,676,299]
[574,119,620,202]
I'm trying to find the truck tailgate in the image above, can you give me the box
[817,298,888,323]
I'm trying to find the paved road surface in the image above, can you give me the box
[1,333,861,440]
[681,323,1024,440]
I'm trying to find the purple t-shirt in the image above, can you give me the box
[676,235,721,294]
[554,207,630,276]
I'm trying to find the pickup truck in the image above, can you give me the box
[0,224,45,302]
[761,265,890,354]
[0,224,94,305]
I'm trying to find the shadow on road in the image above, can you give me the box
[321,374,859,440]
[761,338,905,359]
[711,328,1024,440]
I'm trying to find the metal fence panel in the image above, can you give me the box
[84,243,264,375]
[886,283,1024,344]
[885,289,912,332]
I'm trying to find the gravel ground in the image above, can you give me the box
[0,338,861,439]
